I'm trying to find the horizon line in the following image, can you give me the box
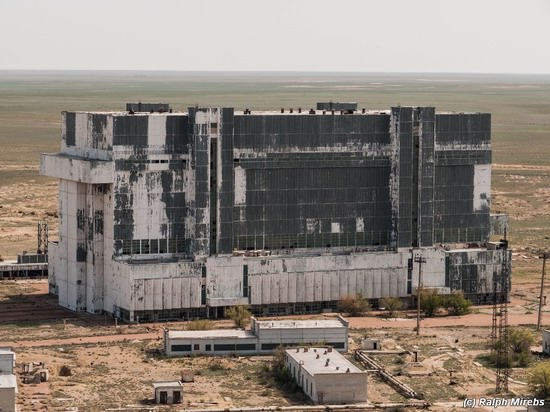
[1,69,550,76]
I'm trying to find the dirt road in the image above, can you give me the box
[349,311,540,329]
[0,330,162,348]
[1,310,542,349]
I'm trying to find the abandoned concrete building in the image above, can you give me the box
[165,316,349,356]
[152,381,183,405]
[40,102,511,321]
[285,346,368,404]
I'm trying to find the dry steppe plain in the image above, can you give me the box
[1,72,550,411]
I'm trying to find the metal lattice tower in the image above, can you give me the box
[37,220,48,255]
[494,242,510,393]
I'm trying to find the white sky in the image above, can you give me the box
[1,0,549,73]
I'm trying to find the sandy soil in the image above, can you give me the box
[0,178,58,259]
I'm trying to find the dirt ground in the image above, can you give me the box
[1,281,549,411]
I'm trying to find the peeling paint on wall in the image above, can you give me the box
[473,164,491,212]
[234,166,246,205]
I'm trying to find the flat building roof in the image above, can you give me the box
[256,318,345,329]
[152,381,182,389]
[285,347,362,375]
[0,374,17,389]
[167,329,254,339]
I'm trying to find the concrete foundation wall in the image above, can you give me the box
[0,387,16,412]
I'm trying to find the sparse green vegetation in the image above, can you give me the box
[380,296,404,318]
[226,305,252,329]
[443,291,472,316]
[485,327,536,368]
[186,319,213,331]
[208,361,227,372]
[528,361,550,398]
[508,327,535,366]
[338,293,370,317]
[419,289,443,317]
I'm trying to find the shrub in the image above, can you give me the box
[528,361,550,398]
[509,327,535,354]
[226,305,252,328]
[186,319,213,331]
[59,365,72,376]
[208,361,226,371]
[380,296,403,318]
[419,288,443,317]
[442,291,472,316]
[489,328,535,368]
[338,293,370,317]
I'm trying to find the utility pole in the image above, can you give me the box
[538,253,549,331]
[415,255,426,336]
[495,241,510,394]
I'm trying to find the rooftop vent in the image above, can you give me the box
[316,102,358,112]
[126,103,170,113]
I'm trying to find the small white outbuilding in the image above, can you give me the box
[153,381,183,404]
[284,347,368,404]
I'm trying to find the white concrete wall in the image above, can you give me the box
[0,352,14,374]
[409,248,447,292]
[247,252,410,305]
[166,336,258,357]
[54,180,69,308]
[314,373,368,404]
[67,181,87,311]
[116,261,203,317]
[0,386,16,412]
[473,164,491,212]
[258,327,347,351]
[154,385,183,404]
[206,256,248,307]
[86,184,105,313]
[542,330,550,356]
[81,249,449,317]
[61,112,113,160]
[40,154,113,184]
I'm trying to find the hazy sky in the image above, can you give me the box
[1,0,549,73]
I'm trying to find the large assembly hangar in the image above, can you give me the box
[40,102,510,321]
